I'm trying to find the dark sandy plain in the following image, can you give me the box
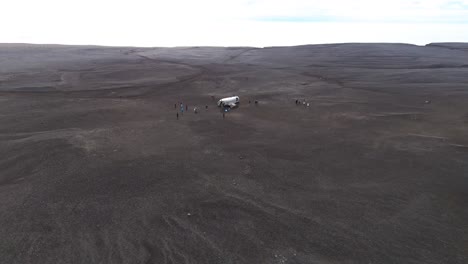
[0,43,467,264]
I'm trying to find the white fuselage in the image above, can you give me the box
[217,96,240,107]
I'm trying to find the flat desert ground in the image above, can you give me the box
[0,43,467,264]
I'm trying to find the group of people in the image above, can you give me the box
[174,97,260,120]
[295,99,310,107]
[175,102,209,120]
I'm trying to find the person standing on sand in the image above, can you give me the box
[177,112,179,119]
[174,103,177,109]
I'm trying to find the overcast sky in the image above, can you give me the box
[1,0,467,47]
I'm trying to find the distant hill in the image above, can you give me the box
[426,42,468,52]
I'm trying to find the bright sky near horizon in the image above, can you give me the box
[1,0,467,47]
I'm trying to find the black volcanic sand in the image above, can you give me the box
[0,43,468,264]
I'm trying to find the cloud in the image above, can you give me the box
[0,0,467,46]
[245,0,468,23]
